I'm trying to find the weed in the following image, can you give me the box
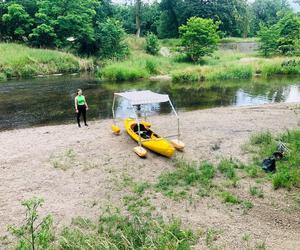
[250,131,273,146]
[249,186,264,198]
[156,158,215,200]
[71,217,96,230]
[218,159,237,180]
[220,191,241,204]
[8,197,54,250]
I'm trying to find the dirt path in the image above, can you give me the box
[1,103,300,249]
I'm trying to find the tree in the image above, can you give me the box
[2,3,32,41]
[96,18,129,59]
[135,0,142,37]
[258,12,300,56]
[179,17,220,62]
[250,0,290,35]
[29,24,57,47]
[145,32,160,55]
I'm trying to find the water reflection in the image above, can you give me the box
[1,75,300,131]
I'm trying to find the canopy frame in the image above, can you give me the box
[112,91,180,146]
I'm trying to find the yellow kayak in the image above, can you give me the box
[124,118,175,158]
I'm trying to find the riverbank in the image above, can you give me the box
[0,43,93,81]
[1,103,300,249]
[98,37,300,83]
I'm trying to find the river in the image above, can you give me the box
[1,74,300,131]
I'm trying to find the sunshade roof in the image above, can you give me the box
[115,90,170,105]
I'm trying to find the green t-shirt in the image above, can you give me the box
[77,95,85,105]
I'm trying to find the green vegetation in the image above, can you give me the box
[249,186,264,198]
[10,196,196,250]
[247,130,300,189]
[258,13,300,56]
[218,159,237,180]
[179,17,220,62]
[8,197,54,250]
[156,158,215,200]
[0,43,92,80]
[145,32,160,55]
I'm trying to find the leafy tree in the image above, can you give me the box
[250,0,290,35]
[179,17,220,62]
[258,25,280,56]
[96,18,129,59]
[29,24,57,47]
[258,12,300,56]
[145,32,160,55]
[2,3,32,41]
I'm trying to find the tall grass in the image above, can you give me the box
[248,129,300,189]
[0,43,93,80]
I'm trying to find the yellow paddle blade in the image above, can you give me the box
[134,146,147,158]
[111,124,121,135]
[170,139,185,151]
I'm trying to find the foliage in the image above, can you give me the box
[248,129,300,189]
[98,63,148,81]
[8,197,54,250]
[96,18,129,59]
[2,3,32,41]
[258,13,300,56]
[218,159,237,180]
[179,17,220,62]
[145,32,160,55]
[155,158,215,200]
[29,24,56,47]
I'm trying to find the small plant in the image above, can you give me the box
[145,59,158,74]
[220,191,241,204]
[218,159,237,180]
[145,32,160,55]
[250,131,273,146]
[205,228,221,247]
[8,197,54,250]
[156,158,215,200]
[249,186,264,198]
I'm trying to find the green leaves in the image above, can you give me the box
[179,17,220,62]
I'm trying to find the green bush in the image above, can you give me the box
[145,32,160,55]
[99,64,148,81]
[97,18,129,59]
[207,65,253,81]
[145,59,159,74]
[179,17,220,62]
[171,69,199,82]
[60,212,195,249]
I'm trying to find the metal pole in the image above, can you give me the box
[112,95,116,124]
[169,100,180,139]
[134,104,142,147]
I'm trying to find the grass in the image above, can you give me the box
[155,158,215,200]
[0,43,93,80]
[249,186,264,198]
[247,129,300,189]
[98,36,300,82]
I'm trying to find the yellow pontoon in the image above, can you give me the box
[111,90,184,157]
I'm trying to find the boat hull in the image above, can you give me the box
[124,118,175,158]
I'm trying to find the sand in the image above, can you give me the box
[1,103,300,249]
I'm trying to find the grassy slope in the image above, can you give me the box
[0,43,93,81]
[99,36,300,82]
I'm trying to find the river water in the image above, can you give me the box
[1,74,300,131]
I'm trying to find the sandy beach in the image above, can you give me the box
[1,103,300,249]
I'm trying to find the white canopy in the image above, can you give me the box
[115,90,170,105]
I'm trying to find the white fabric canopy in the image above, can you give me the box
[115,90,170,105]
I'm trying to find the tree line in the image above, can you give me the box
[0,0,295,56]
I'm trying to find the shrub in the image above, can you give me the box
[99,64,148,81]
[207,65,253,81]
[145,32,160,55]
[171,69,199,82]
[0,72,7,81]
[179,17,220,62]
[145,59,159,74]
[96,18,129,59]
